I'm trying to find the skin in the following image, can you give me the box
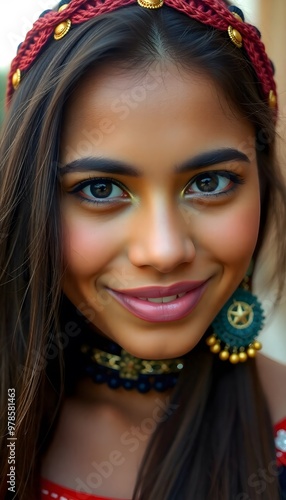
[59,62,261,361]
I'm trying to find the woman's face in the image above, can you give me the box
[59,63,260,359]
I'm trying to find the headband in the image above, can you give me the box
[7,0,277,116]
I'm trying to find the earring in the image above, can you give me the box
[206,266,264,364]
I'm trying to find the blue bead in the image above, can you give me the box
[154,381,165,392]
[94,373,107,384]
[137,382,151,393]
[59,0,71,6]
[123,380,134,390]
[229,5,245,22]
[108,377,121,389]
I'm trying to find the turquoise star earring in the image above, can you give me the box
[206,264,264,363]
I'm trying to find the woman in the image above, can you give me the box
[0,0,285,498]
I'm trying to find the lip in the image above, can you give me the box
[107,280,209,323]
[110,281,208,298]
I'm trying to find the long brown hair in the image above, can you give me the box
[0,5,285,499]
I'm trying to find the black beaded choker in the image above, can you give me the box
[80,342,184,393]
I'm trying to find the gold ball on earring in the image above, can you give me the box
[238,351,248,362]
[253,341,262,351]
[206,335,217,346]
[219,350,230,361]
[229,353,240,364]
[210,343,221,354]
[247,347,257,358]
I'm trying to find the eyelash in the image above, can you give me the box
[184,170,245,199]
[70,177,129,206]
[69,171,245,207]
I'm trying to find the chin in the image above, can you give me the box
[114,335,201,360]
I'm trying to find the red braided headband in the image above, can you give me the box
[7,0,277,114]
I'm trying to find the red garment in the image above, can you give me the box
[41,418,286,499]
[41,478,128,500]
[274,416,286,467]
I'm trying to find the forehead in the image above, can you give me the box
[64,61,237,119]
[61,62,254,166]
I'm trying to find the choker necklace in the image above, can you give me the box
[80,343,184,393]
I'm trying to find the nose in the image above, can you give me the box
[128,200,196,273]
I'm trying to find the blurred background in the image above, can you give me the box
[0,0,285,154]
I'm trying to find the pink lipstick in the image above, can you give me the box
[107,280,209,323]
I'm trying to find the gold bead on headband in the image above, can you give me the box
[12,69,21,90]
[269,90,277,109]
[137,0,163,8]
[228,6,244,48]
[228,26,243,48]
[54,4,72,40]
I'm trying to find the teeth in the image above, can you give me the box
[162,295,178,303]
[146,297,164,303]
[137,293,186,303]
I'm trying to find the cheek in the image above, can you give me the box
[221,209,259,254]
[199,199,260,264]
[62,214,118,277]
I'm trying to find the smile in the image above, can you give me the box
[107,281,209,322]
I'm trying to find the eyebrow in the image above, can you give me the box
[59,148,250,177]
[176,148,250,172]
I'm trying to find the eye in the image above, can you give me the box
[82,180,123,200]
[184,171,244,197]
[70,178,129,204]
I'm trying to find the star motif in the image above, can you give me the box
[227,301,254,329]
